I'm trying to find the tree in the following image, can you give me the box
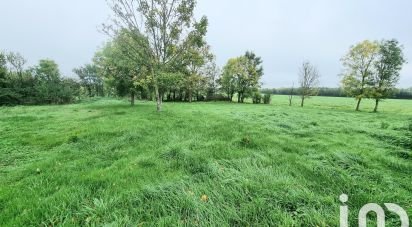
[219,58,242,102]
[371,39,406,112]
[202,59,220,101]
[219,52,263,103]
[299,61,320,107]
[33,59,63,104]
[104,0,208,111]
[288,83,294,106]
[94,32,149,106]
[0,52,7,87]
[73,64,104,97]
[0,52,14,104]
[1,51,33,104]
[341,40,380,111]
[237,51,263,103]
[181,44,213,102]
[6,52,27,81]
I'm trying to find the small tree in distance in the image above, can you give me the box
[288,83,294,106]
[299,61,320,107]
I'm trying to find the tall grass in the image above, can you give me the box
[0,96,411,226]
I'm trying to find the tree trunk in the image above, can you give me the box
[155,85,162,112]
[373,99,379,113]
[130,91,135,106]
[356,98,362,111]
[301,96,305,107]
[237,93,241,103]
[188,90,192,103]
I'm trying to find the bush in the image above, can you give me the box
[252,92,262,104]
[206,94,232,102]
[263,93,271,104]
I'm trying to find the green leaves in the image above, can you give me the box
[372,40,406,98]
[105,0,209,110]
[220,52,264,103]
[340,39,406,111]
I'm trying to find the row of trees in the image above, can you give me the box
[99,0,213,111]
[83,30,224,105]
[71,0,267,108]
[262,87,412,99]
[2,0,407,110]
[0,51,80,105]
[265,39,407,111]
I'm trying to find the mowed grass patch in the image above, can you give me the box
[0,96,411,226]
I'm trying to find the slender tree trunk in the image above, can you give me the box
[301,96,305,107]
[155,85,161,112]
[130,91,135,106]
[356,98,362,111]
[188,90,192,103]
[373,99,380,113]
[237,93,241,103]
[151,67,162,112]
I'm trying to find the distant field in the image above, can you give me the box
[0,95,411,226]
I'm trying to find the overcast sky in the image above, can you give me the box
[1,0,411,88]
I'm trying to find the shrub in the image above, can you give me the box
[252,92,262,104]
[206,94,232,102]
[263,93,271,104]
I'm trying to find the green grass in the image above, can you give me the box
[0,95,411,226]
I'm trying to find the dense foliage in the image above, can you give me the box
[0,51,80,105]
[219,51,264,103]
[340,39,406,111]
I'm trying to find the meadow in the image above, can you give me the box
[0,95,411,226]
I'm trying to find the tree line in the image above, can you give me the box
[73,0,268,107]
[1,0,409,111]
[0,51,80,105]
[261,87,412,99]
[263,39,408,111]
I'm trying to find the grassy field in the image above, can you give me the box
[0,95,411,226]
